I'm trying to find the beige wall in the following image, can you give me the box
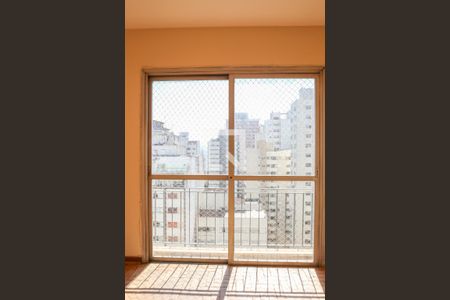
[125,26,325,256]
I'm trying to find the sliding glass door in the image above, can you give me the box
[231,76,318,263]
[149,73,320,265]
[150,78,229,260]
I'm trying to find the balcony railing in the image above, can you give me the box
[152,184,314,261]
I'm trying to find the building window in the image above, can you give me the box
[167,207,178,214]
[167,236,178,242]
[198,227,214,232]
[167,192,178,199]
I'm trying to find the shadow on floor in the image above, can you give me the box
[125,262,325,299]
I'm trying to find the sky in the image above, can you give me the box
[152,78,315,148]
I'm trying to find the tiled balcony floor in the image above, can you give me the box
[125,262,325,299]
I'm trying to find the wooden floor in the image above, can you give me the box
[125,262,325,299]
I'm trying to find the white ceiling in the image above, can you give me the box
[126,0,325,29]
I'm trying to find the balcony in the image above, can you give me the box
[152,184,314,263]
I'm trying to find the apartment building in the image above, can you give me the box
[235,112,260,149]
[263,112,291,151]
[290,88,315,177]
[152,120,204,175]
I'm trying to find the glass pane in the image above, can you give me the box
[152,180,228,259]
[152,80,228,175]
[234,181,314,262]
[234,78,315,176]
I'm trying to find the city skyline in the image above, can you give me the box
[152,78,315,149]
[152,86,315,177]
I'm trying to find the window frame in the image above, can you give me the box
[141,66,325,267]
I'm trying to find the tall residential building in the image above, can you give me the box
[207,128,247,173]
[235,112,260,149]
[234,128,247,174]
[207,129,227,175]
[263,112,291,151]
[152,120,184,156]
[289,88,315,177]
[267,87,314,247]
[253,88,315,249]
[186,140,200,156]
[152,120,204,174]
[152,121,208,247]
[206,130,228,188]
[152,186,198,246]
